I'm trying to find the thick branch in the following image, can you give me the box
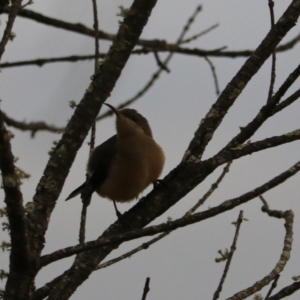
[267,281,300,299]
[0,111,33,300]
[0,0,22,60]
[0,112,26,264]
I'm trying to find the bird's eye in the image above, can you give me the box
[131,116,138,123]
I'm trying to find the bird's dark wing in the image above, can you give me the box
[80,135,118,206]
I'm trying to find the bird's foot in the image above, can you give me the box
[113,201,134,229]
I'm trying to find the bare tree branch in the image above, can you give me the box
[141,277,150,300]
[2,111,64,136]
[213,211,244,300]
[0,110,30,300]
[3,6,300,61]
[2,36,300,70]
[0,0,22,61]
[180,23,219,44]
[204,56,220,95]
[272,87,300,115]
[267,0,277,103]
[2,6,166,48]
[265,273,280,299]
[267,281,300,300]
[95,231,170,270]
[217,63,300,155]
[77,0,101,246]
[228,203,294,299]
[185,162,232,216]
[0,54,101,68]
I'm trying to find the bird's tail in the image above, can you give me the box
[65,182,94,206]
[65,183,85,201]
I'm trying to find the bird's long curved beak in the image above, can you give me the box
[104,103,120,116]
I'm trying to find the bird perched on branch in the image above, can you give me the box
[66,103,165,214]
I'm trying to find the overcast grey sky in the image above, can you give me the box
[1,1,300,299]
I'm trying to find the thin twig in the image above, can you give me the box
[2,111,64,136]
[78,0,100,245]
[180,23,219,44]
[272,87,300,115]
[268,0,275,31]
[204,56,220,95]
[227,198,294,300]
[265,274,280,299]
[96,231,170,270]
[1,35,300,69]
[176,5,202,42]
[21,0,33,9]
[1,38,300,70]
[185,162,232,217]
[213,210,244,300]
[4,6,300,57]
[0,54,101,68]
[267,0,276,103]
[141,277,150,300]
[153,51,170,72]
[92,0,100,73]
[90,0,99,152]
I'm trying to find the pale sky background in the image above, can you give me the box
[1,0,300,299]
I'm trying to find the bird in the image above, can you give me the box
[66,103,165,215]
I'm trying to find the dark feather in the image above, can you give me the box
[65,182,85,201]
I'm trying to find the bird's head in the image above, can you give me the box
[104,103,153,138]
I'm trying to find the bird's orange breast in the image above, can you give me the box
[96,133,164,202]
